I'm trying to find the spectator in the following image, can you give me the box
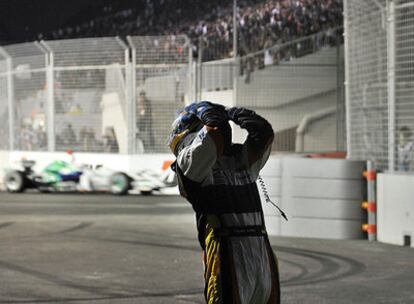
[69,103,84,115]
[397,126,414,171]
[31,0,343,62]
[136,91,155,151]
[87,127,97,151]
[104,126,119,153]
[61,123,77,147]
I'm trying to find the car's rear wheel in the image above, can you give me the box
[110,173,130,195]
[5,171,25,193]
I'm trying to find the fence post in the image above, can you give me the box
[126,36,137,154]
[0,48,15,150]
[185,36,195,103]
[336,34,342,151]
[41,41,55,152]
[117,37,134,155]
[343,0,352,159]
[126,48,134,155]
[196,38,203,100]
[130,42,137,155]
[387,0,396,172]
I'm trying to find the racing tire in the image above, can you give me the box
[4,171,25,193]
[110,172,130,195]
[140,190,153,196]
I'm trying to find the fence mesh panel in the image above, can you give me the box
[235,29,345,152]
[0,31,344,155]
[44,37,128,153]
[0,36,192,154]
[0,58,9,150]
[395,1,414,172]
[345,0,414,172]
[345,0,388,170]
[128,35,191,153]
[1,42,48,151]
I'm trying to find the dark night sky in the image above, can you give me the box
[0,0,132,43]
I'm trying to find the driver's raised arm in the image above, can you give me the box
[227,107,274,177]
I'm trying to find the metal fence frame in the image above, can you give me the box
[0,42,48,151]
[127,35,192,153]
[0,36,192,154]
[195,28,345,153]
[1,30,344,155]
[345,0,414,172]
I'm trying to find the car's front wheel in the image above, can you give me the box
[110,173,130,195]
[4,171,25,193]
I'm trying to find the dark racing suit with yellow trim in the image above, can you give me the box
[174,109,280,304]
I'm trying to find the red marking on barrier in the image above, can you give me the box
[361,201,376,212]
[362,224,376,234]
[162,160,173,171]
[367,202,376,213]
[363,170,377,181]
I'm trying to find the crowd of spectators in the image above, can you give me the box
[36,0,343,61]
[56,124,118,153]
[16,124,47,151]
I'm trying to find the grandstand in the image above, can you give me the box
[2,0,343,61]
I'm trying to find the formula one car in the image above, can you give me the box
[3,159,176,195]
[4,159,81,193]
[129,167,176,195]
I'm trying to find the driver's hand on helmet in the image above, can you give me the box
[185,101,228,129]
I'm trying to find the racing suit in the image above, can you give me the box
[173,106,280,304]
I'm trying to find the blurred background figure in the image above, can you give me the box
[61,123,77,148]
[104,126,119,153]
[136,90,154,152]
[397,126,414,172]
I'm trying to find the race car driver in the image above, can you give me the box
[168,101,280,303]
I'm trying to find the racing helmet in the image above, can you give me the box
[167,104,204,155]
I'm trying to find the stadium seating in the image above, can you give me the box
[35,0,343,61]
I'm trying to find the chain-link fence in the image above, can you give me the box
[0,53,10,150]
[395,1,414,172]
[47,37,128,153]
[237,29,345,153]
[345,0,388,170]
[0,42,48,152]
[127,35,191,153]
[345,0,414,172]
[197,28,345,153]
[1,30,343,155]
[0,36,192,154]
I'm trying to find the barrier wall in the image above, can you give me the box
[260,156,366,239]
[377,173,414,248]
[0,151,9,190]
[0,152,366,240]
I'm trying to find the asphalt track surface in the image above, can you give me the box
[0,192,413,304]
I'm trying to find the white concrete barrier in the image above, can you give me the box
[377,173,414,248]
[0,151,10,190]
[261,155,366,239]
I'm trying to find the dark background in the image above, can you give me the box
[0,0,141,44]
